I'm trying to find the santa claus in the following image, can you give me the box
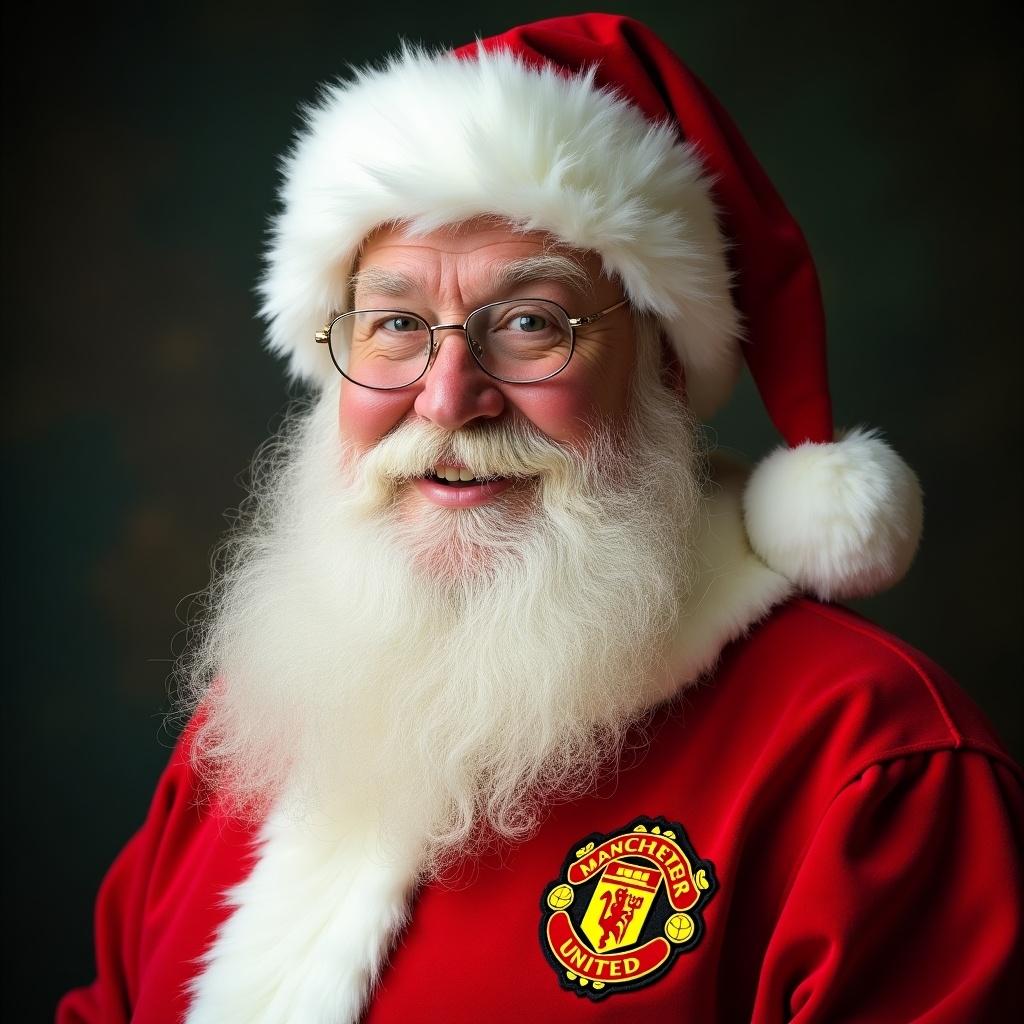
[60,14,1021,1024]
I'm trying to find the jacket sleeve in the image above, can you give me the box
[56,733,193,1024]
[751,748,1023,1023]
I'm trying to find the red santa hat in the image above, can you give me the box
[258,13,923,601]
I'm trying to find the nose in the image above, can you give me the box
[413,328,505,430]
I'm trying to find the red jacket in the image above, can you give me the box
[59,600,1023,1022]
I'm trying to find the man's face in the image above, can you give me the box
[338,220,636,511]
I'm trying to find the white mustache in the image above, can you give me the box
[348,417,596,494]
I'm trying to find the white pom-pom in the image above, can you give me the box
[742,428,923,600]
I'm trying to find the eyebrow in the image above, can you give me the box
[489,253,593,296]
[349,265,417,300]
[349,252,593,305]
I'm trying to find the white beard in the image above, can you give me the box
[178,325,704,878]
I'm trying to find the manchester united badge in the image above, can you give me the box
[539,817,716,1000]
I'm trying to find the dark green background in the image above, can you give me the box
[3,1,1020,1016]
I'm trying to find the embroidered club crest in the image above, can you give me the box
[539,817,716,999]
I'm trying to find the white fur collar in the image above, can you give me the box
[186,808,415,1024]
[657,453,795,701]
[186,455,791,1023]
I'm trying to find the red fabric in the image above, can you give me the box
[58,600,1023,1022]
[457,14,833,446]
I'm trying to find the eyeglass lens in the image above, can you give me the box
[328,299,573,388]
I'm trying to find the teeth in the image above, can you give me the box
[433,465,478,484]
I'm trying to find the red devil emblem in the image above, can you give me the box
[597,887,645,949]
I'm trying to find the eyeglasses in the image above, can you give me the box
[315,296,628,390]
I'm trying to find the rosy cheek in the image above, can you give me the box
[338,382,415,449]
[503,379,609,445]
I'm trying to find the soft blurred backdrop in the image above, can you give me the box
[3,0,1020,1015]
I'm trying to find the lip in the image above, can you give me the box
[413,475,515,508]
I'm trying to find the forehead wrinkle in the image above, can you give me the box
[349,250,597,312]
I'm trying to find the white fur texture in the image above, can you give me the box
[742,428,923,601]
[259,45,741,419]
[186,804,415,1024]
[661,454,794,698]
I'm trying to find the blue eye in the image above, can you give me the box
[383,316,421,332]
[512,314,548,332]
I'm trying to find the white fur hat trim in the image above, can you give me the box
[258,46,742,420]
